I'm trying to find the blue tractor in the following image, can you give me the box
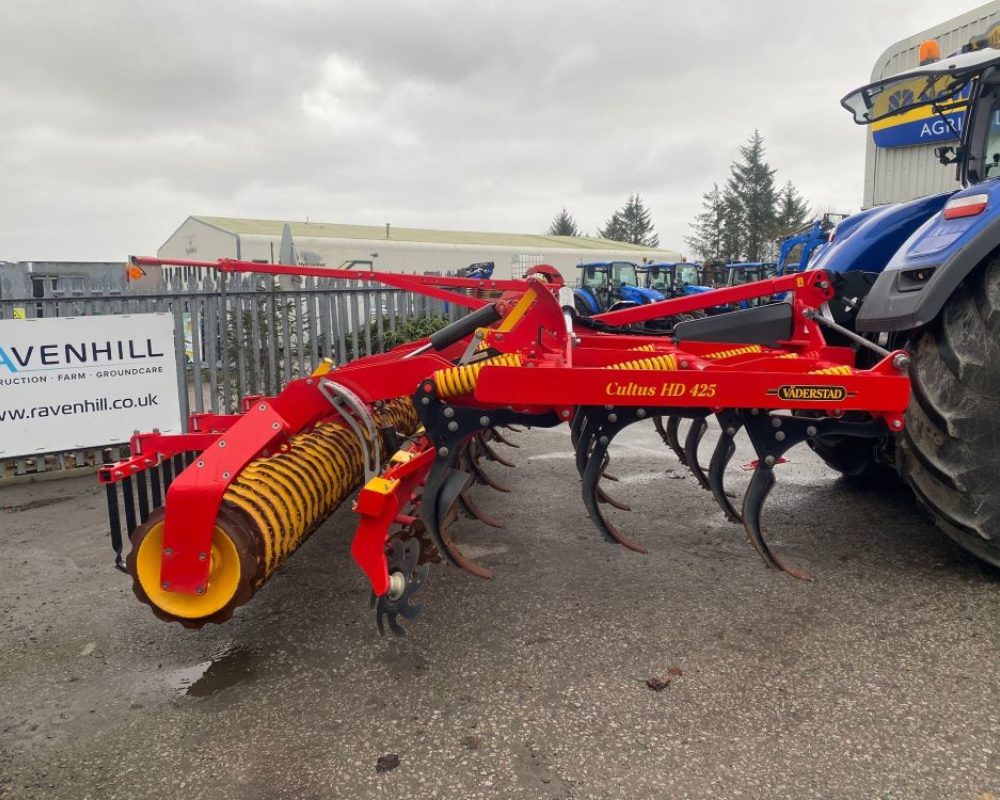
[573,261,664,316]
[638,261,714,298]
[776,213,848,275]
[806,28,1000,565]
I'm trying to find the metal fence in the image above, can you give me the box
[0,271,452,480]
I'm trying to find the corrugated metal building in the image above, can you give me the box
[158,216,683,281]
[864,2,1000,206]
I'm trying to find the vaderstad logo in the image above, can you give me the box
[773,384,848,402]
[0,339,165,374]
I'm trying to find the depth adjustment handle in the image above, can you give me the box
[404,302,503,359]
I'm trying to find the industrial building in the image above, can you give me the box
[864,1,1000,206]
[157,216,683,281]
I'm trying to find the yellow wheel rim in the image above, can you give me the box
[134,520,242,619]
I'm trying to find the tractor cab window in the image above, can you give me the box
[981,101,1000,178]
[611,262,638,288]
[782,243,805,271]
[581,266,606,289]
[645,268,668,292]
[676,265,700,287]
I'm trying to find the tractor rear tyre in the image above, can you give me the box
[898,257,1000,567]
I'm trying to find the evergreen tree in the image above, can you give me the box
[599,193,659,247]
[547,207,581,237]
[684,183,725,262]
[726,130,778,262]
[719,187,745,263]
[775,181,811,240]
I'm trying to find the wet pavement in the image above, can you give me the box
[1,422,999,799]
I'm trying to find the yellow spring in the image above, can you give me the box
[777,352,799,359]
[629,343,657,352]
[604,353,678,371]
[434,353,524,398]
[809,364,853,375]
[704,344,763,359]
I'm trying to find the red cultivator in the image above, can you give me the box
[100,258,910,634]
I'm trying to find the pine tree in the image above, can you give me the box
[719,187,745,263]
[547,207,581,237]
[775,181,811,239]
[726,130,778,262]
[685,184,726,262]
[599,193,659,247]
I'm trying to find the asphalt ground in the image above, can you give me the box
[1,421,998,799]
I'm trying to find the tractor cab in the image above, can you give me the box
[574,261,663,315]
[722,262,778,310]
[725,262,777,287]
[841,35,1000,191]
[638,262,711,298]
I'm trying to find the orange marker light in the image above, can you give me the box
[919,39,941,65]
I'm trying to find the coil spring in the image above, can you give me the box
[808,364,853,376]
[434,353,524,398]
[604,353,678,371]
[704,344,763,359]
[629,343,657,352]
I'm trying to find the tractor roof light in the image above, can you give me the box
[943,193,989,219]
[919,39,941,65]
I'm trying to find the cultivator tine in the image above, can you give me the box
[419,448,494,579]
[575,408,646,553]
[462,443,510,492]
[581,442,645,553]
[663,416,688,465]
[741,465,813,581]
[476,433,515,468]
[458,488,505,529]
[489,427,520,449]
[683,417,711,490]
[707,410,743,524]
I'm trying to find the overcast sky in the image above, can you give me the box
[0,0,990,261]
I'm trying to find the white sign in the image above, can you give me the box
[0,314,182,457]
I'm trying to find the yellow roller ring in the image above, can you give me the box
[132,518,244,620]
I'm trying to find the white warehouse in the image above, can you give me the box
[158,216,683,281]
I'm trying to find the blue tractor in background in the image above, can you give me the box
[638,262,714,298]
[807,28,1000,565]
[573,261,664,316]
[776,213,848,274]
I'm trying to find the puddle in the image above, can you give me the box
[166,645,256,698]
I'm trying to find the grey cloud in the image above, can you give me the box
[0,0,970,260]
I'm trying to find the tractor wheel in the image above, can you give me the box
[898,257,1000,566]
[807,432,895,486]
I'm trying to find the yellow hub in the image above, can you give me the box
[133,520,242,620]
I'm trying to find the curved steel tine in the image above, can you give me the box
[707,424,742,524]
[741,467,812,581]
[652,415,669,446]
[597,485,631,511]
[490,427,520,449]
[460,443,511,493]
[419,453,494,579]
[684,417,711,490]
[665,416,687,465]
[580,435,646,553]
[459,488,505,528]
[468,454,510,492]
[478,435,516,468]
[504,425,525,433]
[570,409,586,449]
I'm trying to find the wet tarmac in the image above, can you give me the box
[1,421,999,799]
